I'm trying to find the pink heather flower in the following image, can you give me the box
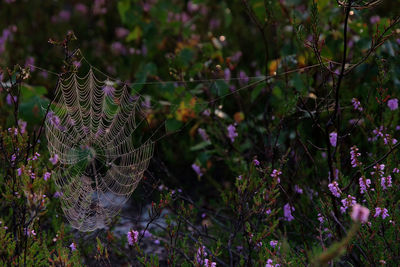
[49,154,59,165]
[328,181,341,198]
[294,185,303,194]
[381,176,392,190]
[283,203,295,221]
[69,242,76,251]
[127,230,139,246]
[24,56,35,71]
[350,145,362,168]
[43,172,51,181]
[58,10,71,22]
[73,61,81,69]
[24,228,36,236]
[140,229,152,238]
[187,1,200,12]
[192,163,203,177]
[370,15,380,24]
[253,159,260,166]
[111,42,127,55]
[227,124,238,143]
[18,119,27,134]
[93,0,107,15]
[6,94,17,106]
[103,81,115,96]
[387,98,398,111]
[371,164,385,176]
[383,133,397,145]
[115,27,129,39]
[29,152,40,161]
[197,128,209,142]
[224,68,231,81]
[196,246,207,265]
[202,109,211,116]
[53,191,63,198]
[359,177,371,194]
[381,208,389,219]
[317,213,324,224]
[270,169,282,183]
[204,259,217,267]
[11,154,16,162]
[239,70,249,85]
[75,3,88,14]
[17,168,22,176]
[351,98,363,111]
[351,204,370,223]
[374,207,389,219]
[269,240,278,248]
[340,195,356,213]
[47,111,61,127]
[329,132,337,147]
[373,125,385,140]
[393,168,399,173]
[265,259,280,267]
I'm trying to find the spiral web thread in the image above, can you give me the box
[45,67,154,232]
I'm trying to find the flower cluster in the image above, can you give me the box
[198,128,210,142]
[270,169,282,183]
[350,145,362,168]
[387,98,398,111]
[351,98,363,112]
[49,154,59,165]
[351,204,370,223]
[359,176,371,194]
[374,207,389,219]
[227,124,238,143]
[329,132,337,147]
[340,195,356,213]
[127,230,139,246]
[328,181,341,198]
[283,203,295,221]
[265,259,280,267]
[381,176,392,190]
[192,163,203,177]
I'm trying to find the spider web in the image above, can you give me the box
[46,67,154,232]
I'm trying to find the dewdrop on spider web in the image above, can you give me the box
[45,64,154,232]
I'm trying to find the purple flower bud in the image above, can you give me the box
[283,203,295,221]
[227,124,238,143]
[387,98,398,111]
[197,128,209,142]
[43,172,51,181]
[329,132,337,147]
[191,163,203,177]
[69,242,76,251]
[49,154,59,165]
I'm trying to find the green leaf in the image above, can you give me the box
[212,80,229,96]
[177,48,194,68]
[19,95,49,124]
[21,85,47,101]
[251,82,265,102]
[117,1,131,24]
[190,141,211,151]
[165,118,183,133]
[126,26,142,42]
